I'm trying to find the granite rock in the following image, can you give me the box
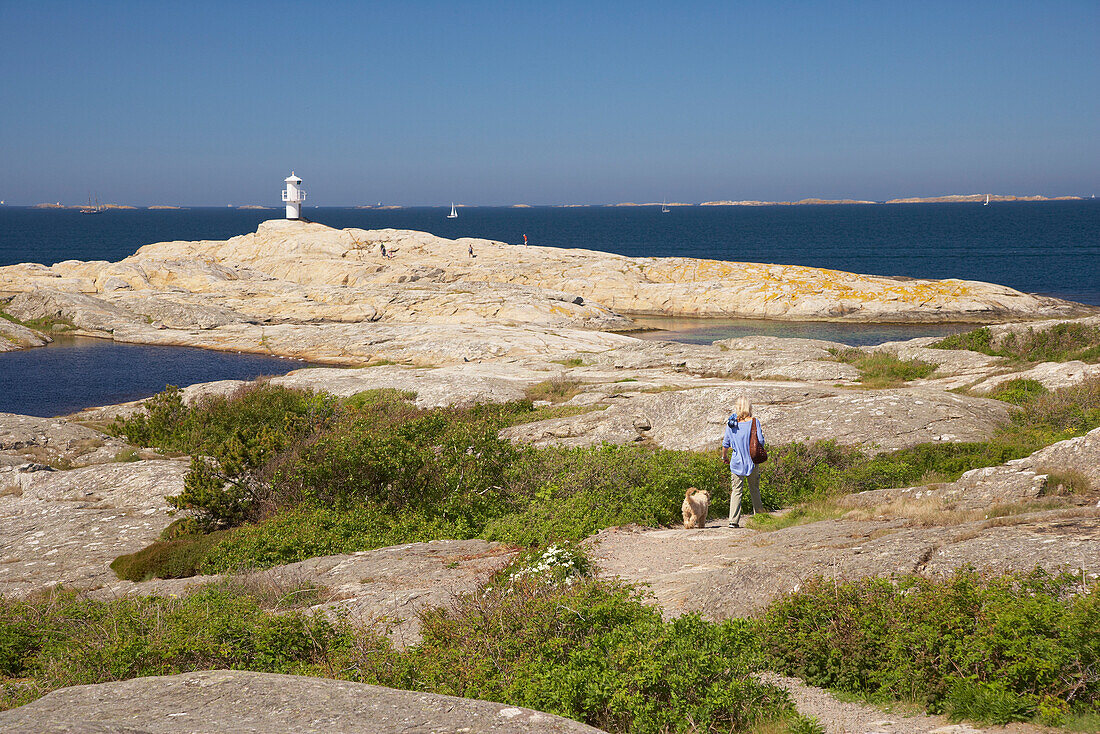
[0,317,51,351]
[0,670,605,734]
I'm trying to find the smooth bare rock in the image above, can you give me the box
[5,290,143,333]
[588,509,1100,622]
[109,321,636,365]
[270,362,553,407]
[0,459,185,596]
[843,426,1100,510]
[110,295,250,329]
[504,384,1010,452]
[0,318,51,351]
[970,360,1100,394]
[0,412,135,469]
[0,670,605,734]
[112,540,519,647]
[587,336,860,382]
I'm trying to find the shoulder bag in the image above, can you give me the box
[749,417,767,463]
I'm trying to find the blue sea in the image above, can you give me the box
[1,202,1097,416]
[2,201,1098,304]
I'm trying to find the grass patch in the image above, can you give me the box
[111,529,233,581]
[524,377,583,403]
[757,567,1100,726]
[932,322,1100,363]
[987,377,1048,404]
[552,357,586,368]
[0,309,74,333]
[111,448,141,463]
[1038,468,1094,496]
[828,348,936,388]
[746,501,847,531]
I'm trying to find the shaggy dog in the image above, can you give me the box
[682,487,711,529]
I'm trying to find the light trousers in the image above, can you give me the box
[730,465,763,525]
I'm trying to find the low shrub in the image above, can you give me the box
[932,327,995,355]
[484,444,726,546]
[1038,468,1093,496]
[0,584,357,710]
[987,378,1047,405]
[2,578,797,733]
[933,323,1100,363]
[756,568,1100,725]
[353,578,793,733]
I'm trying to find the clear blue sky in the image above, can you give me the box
[2,0,1098,206]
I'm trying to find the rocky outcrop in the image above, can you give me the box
[0,459,185,596]
[970,361,1100,394]
[589,509,1100,623]
[503,383,1009,453]
[0,318,50,352]
[842,426,1100,511]
[0,670,605,734]
[0,412,137,470]
[0,220,1089,364]
[112,540,518,647]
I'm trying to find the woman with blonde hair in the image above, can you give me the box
[721,396,765,528]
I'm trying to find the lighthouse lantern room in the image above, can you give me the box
[282,172,306,219]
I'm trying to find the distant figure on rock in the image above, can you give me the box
[468,243,475,258]
[379,243,388,258]
[721,396,766,528]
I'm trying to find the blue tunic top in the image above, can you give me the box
[722,417,765,476]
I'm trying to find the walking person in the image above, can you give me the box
[721,396,766,528]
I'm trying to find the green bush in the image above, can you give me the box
[2,578,797,733]
[933,323,1100,363]
[485,444,726,546]
[354,579,793,733]
[0,584,357,710]
[988,378,1048,405]
[756,568,1100,725]
[112,383,340,529]
[111,377,1100,579]
[932,327,995,355]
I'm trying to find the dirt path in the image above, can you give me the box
[764,673,1045,734]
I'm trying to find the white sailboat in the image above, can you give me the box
[661,200,670,213]
[447,202,458,219]
[984,194,990,206]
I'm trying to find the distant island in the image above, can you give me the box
[18,194,1091,210]
[701,198,876,206]
[884,194,1083,204]
[700,194,1084,206]
[31,203,138,210]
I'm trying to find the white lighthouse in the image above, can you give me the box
[281,172,306,219]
